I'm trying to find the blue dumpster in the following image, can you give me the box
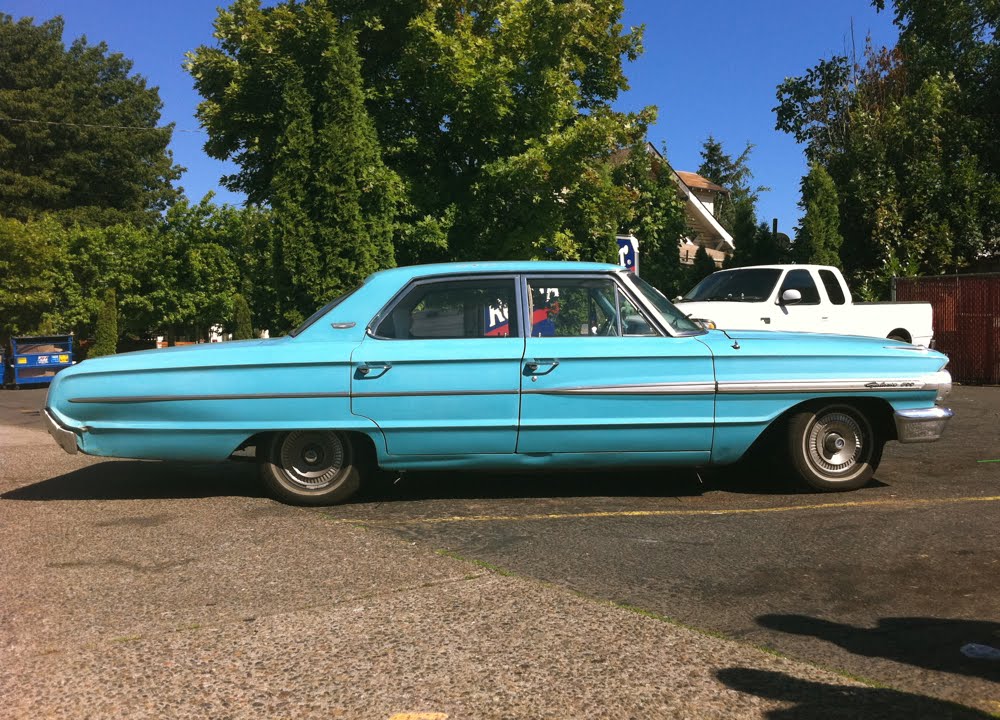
[9,335,74,388]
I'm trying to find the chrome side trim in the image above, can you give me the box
[894,406,953,443]
[43,409,78,455]
[718,378,928,394]
[353,389,518,398]
[523,382,716,395]
[69,392,351,404]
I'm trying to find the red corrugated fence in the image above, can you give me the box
[894,274,1000,385]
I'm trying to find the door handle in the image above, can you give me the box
[524,359,559,375]
[356,362,392,379]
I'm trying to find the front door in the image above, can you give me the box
[770,268,824,333]
[351,275,525,456]
[517,275,715,455]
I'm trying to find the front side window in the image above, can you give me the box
[617,288,657,336]
[527,278,616,337]
[780,269,821,304]
[374,279,519,339]
[526,277,658,337]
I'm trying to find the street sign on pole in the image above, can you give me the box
[616,234,639,274]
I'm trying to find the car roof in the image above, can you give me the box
[367,260,624,283]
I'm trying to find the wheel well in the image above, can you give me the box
[887,328,911,343]
[780,397,897,443]
[234,430,380,465]
[743,398,897,461]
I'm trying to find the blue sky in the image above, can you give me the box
[6,0,898,234]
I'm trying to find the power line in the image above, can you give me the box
[0,117,206,134]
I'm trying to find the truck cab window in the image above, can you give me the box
[819,270,847,305]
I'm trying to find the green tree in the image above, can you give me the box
[0,15,181,225]
[690,246,718,286]
[61,223,158,338]
[775,3,1000,297]
[190,0,653,278]
[794,164,843,265]
[187,0,399,329]
[143,197,242,341]
[0,217,71,338]
[343,0,648,263]
[612,143,690,297]
[697,136,769,233]
[231,294,254,340]
[90,288,118,357]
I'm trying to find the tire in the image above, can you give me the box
[788,404,883,492]
[260,430,361,505]
[888,333,909,343]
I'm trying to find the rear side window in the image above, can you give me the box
[374,279,519,339]
[819,270,846,305]
[780,269,821,304]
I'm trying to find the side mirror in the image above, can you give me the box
[780,289,802,305]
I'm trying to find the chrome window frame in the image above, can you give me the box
[366,273,525,341]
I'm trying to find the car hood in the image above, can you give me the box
[696,329,949,374]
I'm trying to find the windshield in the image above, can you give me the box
[626,274,701,334]
[682,268,782,302]
[289,285,361,337]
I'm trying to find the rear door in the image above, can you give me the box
[352,275,525,456]
[516,274,715,455]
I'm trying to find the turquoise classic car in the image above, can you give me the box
[43,261,953,505]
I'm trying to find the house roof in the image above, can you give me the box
[609,142,735,253]
[675,171,728,195]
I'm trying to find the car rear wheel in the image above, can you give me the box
[260,430,361,505]
[788,404,883,492]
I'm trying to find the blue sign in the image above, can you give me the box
[617,235,638,274]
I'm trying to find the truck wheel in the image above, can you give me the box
[788,404,883,492]
[260,430,361,505]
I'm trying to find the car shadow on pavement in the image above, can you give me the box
[757,614,1000,683]
[716,668,994,719]
[3,460,887,504]
[1,461,268,501]
[352,465,820,503]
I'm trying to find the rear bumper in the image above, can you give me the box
[43,408,79,455]
[894,406,953,443]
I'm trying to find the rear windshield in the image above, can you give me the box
[682,268,782,302]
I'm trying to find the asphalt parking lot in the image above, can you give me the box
[1,385,998,718]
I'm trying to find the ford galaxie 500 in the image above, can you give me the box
[44,261,953,505]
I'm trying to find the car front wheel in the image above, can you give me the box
[260,430,361,505]
[788,404,883,492]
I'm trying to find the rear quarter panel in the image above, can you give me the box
[47,338,376,461]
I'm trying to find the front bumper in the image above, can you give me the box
[894,406,953,443]
[43,408,79,455]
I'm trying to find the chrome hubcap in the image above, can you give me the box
[279,431,345,490]
[808,412,865,476]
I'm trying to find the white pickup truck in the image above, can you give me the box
[675,264,934,346]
